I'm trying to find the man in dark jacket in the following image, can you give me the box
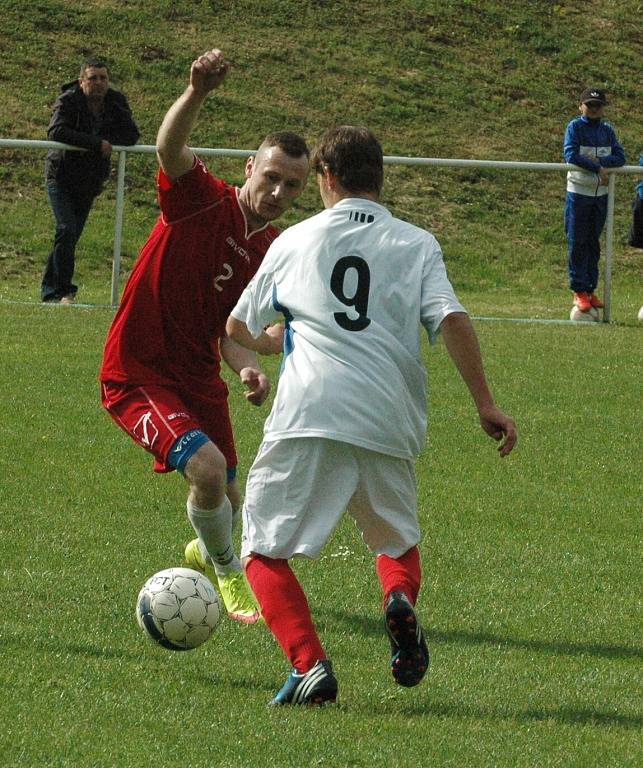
[42,58,140,303]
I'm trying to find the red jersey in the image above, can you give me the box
[100,158,278,397]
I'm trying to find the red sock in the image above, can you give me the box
[376,546,422,606]
[245,555,325,673]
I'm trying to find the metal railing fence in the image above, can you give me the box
[1,138,641,320]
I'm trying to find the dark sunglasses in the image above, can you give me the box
[585,101,603,108]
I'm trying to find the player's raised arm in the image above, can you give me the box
[156,49,230,181]
[439,312,517,457]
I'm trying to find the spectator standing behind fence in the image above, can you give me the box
[42,58,140,304]
[627,154,643,249]
[563,87,625,315]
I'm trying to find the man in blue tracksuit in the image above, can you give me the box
[563,87,626,313]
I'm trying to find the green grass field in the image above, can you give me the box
[1,302,640,767]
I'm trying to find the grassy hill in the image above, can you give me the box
[0,0,641,315]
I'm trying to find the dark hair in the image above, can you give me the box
[311,126,383,194]
[259,131,309,159]
[80,58,110,78]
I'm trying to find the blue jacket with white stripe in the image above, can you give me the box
[563,116,626,196]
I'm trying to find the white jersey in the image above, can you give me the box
[231,197,466,460]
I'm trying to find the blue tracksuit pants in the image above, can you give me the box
[564,192,607,293]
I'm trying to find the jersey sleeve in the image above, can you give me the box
[230,247,282,338]
[419,236,467,344]
[157,157,228,224]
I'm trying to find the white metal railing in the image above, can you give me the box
[1,138,641,320]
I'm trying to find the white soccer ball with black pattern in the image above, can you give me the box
[136,567,221,650]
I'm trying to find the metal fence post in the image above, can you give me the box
[110,149,127,307]
[603,172,616,324]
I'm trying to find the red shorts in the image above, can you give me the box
[101,382,237,473]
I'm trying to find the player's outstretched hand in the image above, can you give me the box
[190,49,230,94]
[240,367,271,406]
[478,404,517,457]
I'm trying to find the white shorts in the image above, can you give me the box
[240,437,420,560]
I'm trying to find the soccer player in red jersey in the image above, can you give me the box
[100,49,309,623]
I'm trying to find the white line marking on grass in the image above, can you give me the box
[0,299,605,325]
[471,315,604,326]
[0,298,114,310]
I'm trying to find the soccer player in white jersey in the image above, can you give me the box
[226,125,517,706]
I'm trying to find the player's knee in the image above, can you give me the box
[184,441,227,499]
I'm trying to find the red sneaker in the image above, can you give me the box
[573,292,592,312]
[589,293,604,309]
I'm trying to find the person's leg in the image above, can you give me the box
[64,193,93,299]
[627,196,643,248]
[181,442,259,624]
[184,471,242,570]
[183,441,237,569]
[42,184,77,301]
[349,448,428,687]
[565,193,592,294]
[245,554,337,706]
[226,475,242,530]
[41,185,90,301]
[588,196,608,294]
[100,382,258,622]
[240,438,356,704]
[175,392,258,622]
[245,555,326,671]
[376,546,422,606]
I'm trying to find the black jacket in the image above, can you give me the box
[45,80,140,198]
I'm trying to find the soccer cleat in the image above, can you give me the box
[59,294,76,305]
[384,591,429,687]
[184,538,260,624]
[573,292,592,312]
[589,293,604,309]
[184,538,214,577]
[269,660,338,706]
[216,571,261,624]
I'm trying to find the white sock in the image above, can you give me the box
[187,498,241,577]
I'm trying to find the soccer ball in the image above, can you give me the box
[638,306,643,322]
[569,305,600,322]
[136,567,221,651]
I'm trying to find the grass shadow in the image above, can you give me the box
[0,631,148,662]
[359,697,643,730]
[318,608,643,661]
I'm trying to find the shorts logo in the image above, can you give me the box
[214,262,233,292]
[133,411,159,448]
[167,412,190,421]
[173,430,201,453]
